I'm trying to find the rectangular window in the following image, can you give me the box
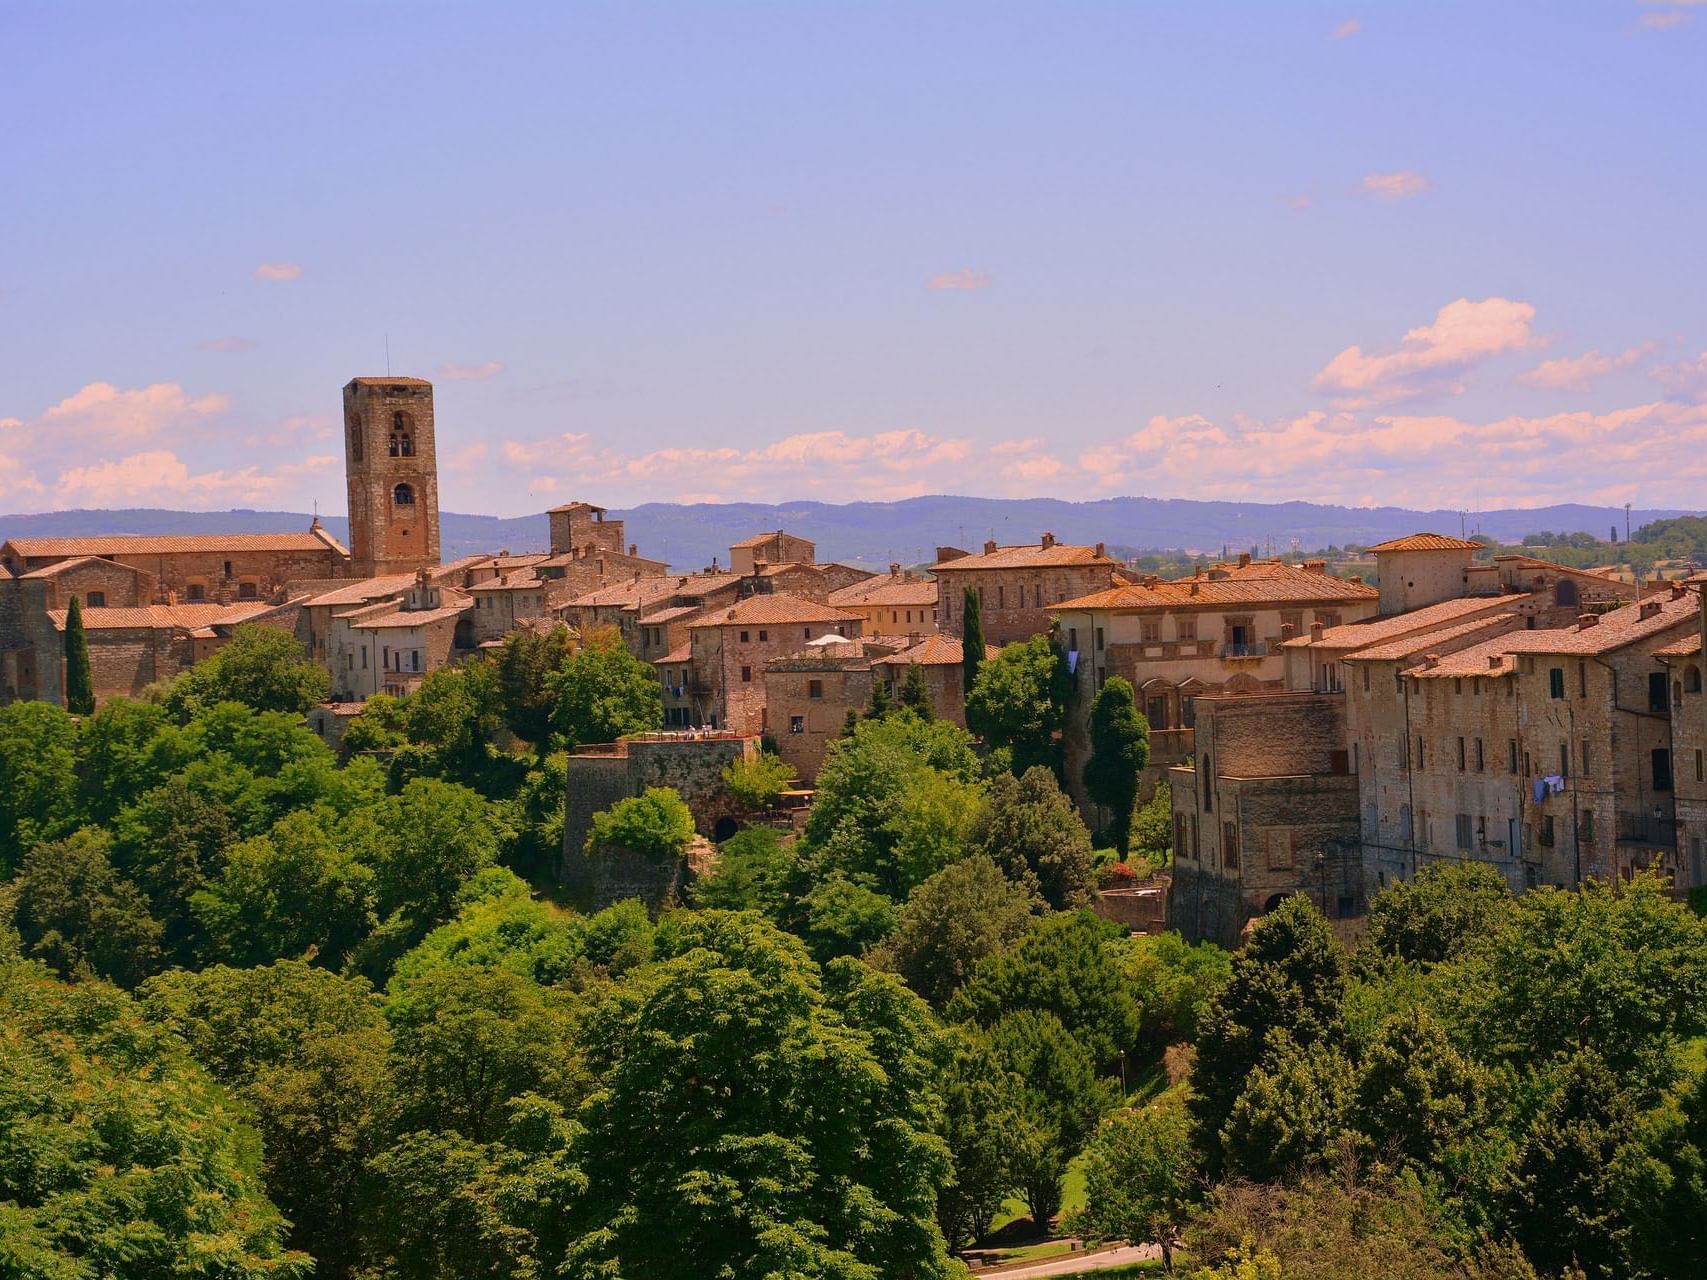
[1560,743,1569,777]
[1456,737,1466,771]
[1222,821,1240,870]
[1509,739,1518,773]
[739,630,749,643]
[997,585,1005,608]
[1549,667,1565,699]
[1096,627,1105,651]
[1178,618,1198,642]
[1141,619,1162,643]
[1415,736,1424,769]
[1068,627,1078,651]
[1580,810,1595,844]
[741,666,752,683]
[1655,748,1674,792]
[1455,812,1473,850]
[789,715,804,734]
[1541,815,1556,846]
[759,630,768,642]
[1697,749,1704,784]
[1579,662,1588,698]
[1474,738,1484,771]
[1363,665,1371,692]
[1582,740,1591,776]
[1650,672,1670,713]
[808,679,823,699]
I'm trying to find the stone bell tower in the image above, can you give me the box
[343,377,441,577]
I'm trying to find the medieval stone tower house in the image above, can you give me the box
[343,376,441,576]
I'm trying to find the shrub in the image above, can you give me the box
[586,787,696,859]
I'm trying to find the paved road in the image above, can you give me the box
[980,1242,1161,1278]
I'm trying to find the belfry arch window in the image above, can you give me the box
[393,483,415,507]
[389,411,414,457]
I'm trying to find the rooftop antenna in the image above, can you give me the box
[385,332,391,376]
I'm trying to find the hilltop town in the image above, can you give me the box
[4,376,1702,943]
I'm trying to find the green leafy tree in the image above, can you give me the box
[1222,1034,1355,1181]
[968,765,1096,910]
[1501,1052,1648,1280]
[548,625,662,749]
[867,674,893,718]
[1083,675,1150,854]
[341,690,410,754]
[868,854,1038,1009]
[986,1008,1113,1225]
[63,593,95,715]
[1453,872,1707,1094]
[961,586,986,697]
[721,749,794,810]
[13,828,164,986]
[585,785,695,858]
[357,778,504,930]
[1131,779,1174,863]
[1350,1005,1487,1174]
[1191,895,1348,1173]
[108,773,237,964]
[390,868,588,989]
[1074,1100,1198,1272]
[385,963,578,1143]
[1367,862,1512,964]
[951,909,1141,1065]
[690,825,799,915]
[795,872,900,961]
[165,622,330,717]
[1122,929,1232,1049]
[191,810,378,969]
[966,634,1071,776]
[1627,1060,1707,1278]
[564,912,956,1279]
[75,696,181,823]
[936,1028,1027,1251]
[139,961,396,1279]
[500,750,568,882]
[900,661,934,718]
[0,962,309,1277]
[401,662,502,771]
[0,700,80,873]
[493,623,575,752]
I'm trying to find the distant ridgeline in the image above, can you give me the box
[0,496,1696,574]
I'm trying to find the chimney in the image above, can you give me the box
[890,562,902,577]
[1579,613,1600,629]
[500,549,510,557]
[1671,582,1687,599]
[1041,532,1056,549]
[1238,552,1251,568]
[629,543,638,557]
[1488,655,1502,669]
[1143,575,1161,587]
[1424,653,1440,669]
[1190,581,1200,596]
[1640,601,1662,620]
[1095,541,1105,558]
[1280,622,1295,641]
[983,539,999,555]
[1303,559,1327,574]
[1309,620,1324,641]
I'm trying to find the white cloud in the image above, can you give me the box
[1517,347,1645,393]
[1652,351,1707,399]
[39,381,230,444]
[52,450,334,509]
[1331,17,1361,39]
[1313,297,1539,406]
[254,262,303,282]
[926,269,993,291]
[437,360,506,381]
[1358,170,1431,198]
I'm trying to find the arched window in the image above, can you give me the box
[393,483,415,507]
[389,411,414,457]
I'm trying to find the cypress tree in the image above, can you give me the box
[1083,675,1149,854]
[866,675,892,719]
[961,587,985,705]
[64,594,95,715]
[899,662,933,719]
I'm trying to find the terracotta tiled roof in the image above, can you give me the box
[348,375,432,386]
[653,644,693,665]
[1058,561,1378,611]
[1340,615,1523,663]
[468,572,543,592]
[830,577,938,608]
[545,501,605,514]
[638,605,701,625]
[731,531,790,548]
[6,531,343,558]
[352,602,472,629]
[1366,533,1483,553]
[1284,595,1528,651]
[537,549,666,569]
[935,542,1121,571]
[17,555,146,580]
[563,578,682,609]
[1656,634,1703,659]
[689,595,862,629]
[45,602,271,631]
[870,634,1000,667]
[1407,593,1699,676]
[300,574,418,608]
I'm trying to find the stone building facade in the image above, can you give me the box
[343,377,441,576]
[765,642,876,782]
[685,596,864,734]
[936,534,1131,646]
[829,567,939,638]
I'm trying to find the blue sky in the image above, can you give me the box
[3,1,1705,516]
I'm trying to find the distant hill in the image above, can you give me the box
[0,498,1694,573]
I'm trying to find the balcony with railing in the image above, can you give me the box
[1218,641,1269,659]
[1618,809,1678,849]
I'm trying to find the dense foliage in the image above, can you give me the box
[8,615,1707,1280]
